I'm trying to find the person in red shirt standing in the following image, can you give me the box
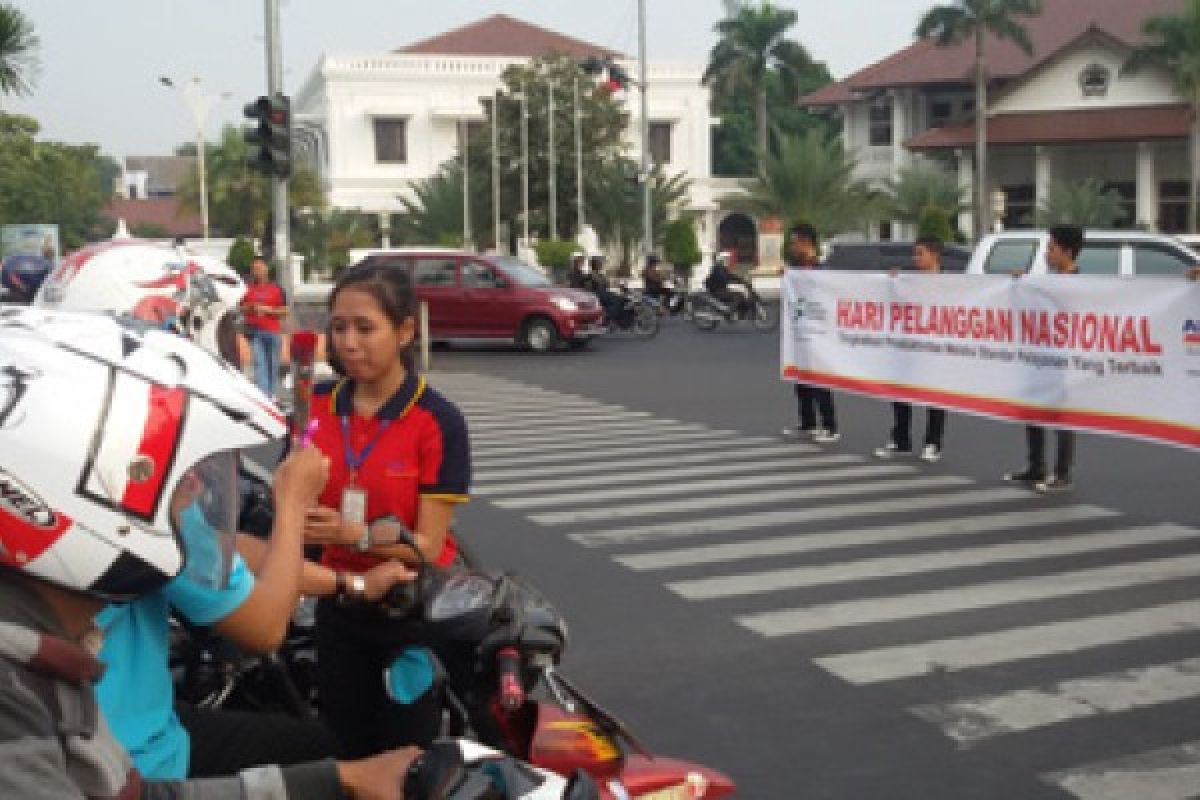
[301,263,471,758]
[241,256,288,399]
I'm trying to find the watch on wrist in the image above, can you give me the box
[347,574,367,601]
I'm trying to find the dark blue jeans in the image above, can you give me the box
[247,328,281,398]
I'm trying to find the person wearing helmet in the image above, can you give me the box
[703,250,749,316]
[0,309,419,799]
[641,253,672,313]
[584,254,622,324]
[566,250,588,290]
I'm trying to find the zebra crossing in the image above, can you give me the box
[435,371,1200,800]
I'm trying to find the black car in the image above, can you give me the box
[824,241,970,273]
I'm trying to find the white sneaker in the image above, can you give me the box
[873,442,910,459]
[780,425,817,439]
[812,428,841,444]
[919,444,943,463]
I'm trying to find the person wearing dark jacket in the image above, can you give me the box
[566,251,588,289]
[780,223,839,443]
[704,251,750,316]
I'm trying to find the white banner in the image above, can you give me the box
[781,270,1200,450]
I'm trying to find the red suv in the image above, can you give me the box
[351,249,605,351]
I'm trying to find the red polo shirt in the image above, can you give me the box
[241,282,286,333]
[312,374,470,572]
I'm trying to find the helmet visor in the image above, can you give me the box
[169,450,238,590]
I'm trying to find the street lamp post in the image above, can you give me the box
[159,76,226,240]
[520,81,530,247]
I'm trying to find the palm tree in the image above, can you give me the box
[721,129,880,239]
[1034,178,1125,228]
[0,3,38,98]
[915,0,1041,239]
[1123,0,1200,232]
[393,163,468,247]
[703,0,817,172]
[886,163,967,226]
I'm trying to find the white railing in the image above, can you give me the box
[322,55,703,83]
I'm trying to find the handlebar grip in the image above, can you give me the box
[495,647,524,712]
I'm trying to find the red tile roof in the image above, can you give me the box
[905,104,1190,149]
[103,197,203,238]
[396,14,621,60]
[803,0,1184,106]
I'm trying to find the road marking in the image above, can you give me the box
[740,549,1200,638]
[471,421,706,446]
[474,443,820,483]
[459,399,624,412]
[474,436,768,469]
[496,464,918,510]
[815,598,1200,685]
[568,487,1027,547]
[473,428,740,459]
[1044,740,1200,800]
[532,475,972,526]
[476,453,864,496]
[913,656,1200,747]
[616,506,1119,570]
[669,524,1199,600]
[468,410,653,429]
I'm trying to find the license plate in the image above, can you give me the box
[634,786,693,800]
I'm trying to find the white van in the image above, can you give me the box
[965,230,1199,277]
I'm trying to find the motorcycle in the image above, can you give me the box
[689,284,777,333]
[379,546,737,799]
[603,286,660,339]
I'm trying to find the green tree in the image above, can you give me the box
[464,54,631,246]
[175,125,322,241]
[1123,0,1200,232]
[0,113,115,248]
[703,0,821,173]
[226,236,256,274]
[1034,178,1125,228]
[584,159,691,270]
[721,129,879,239]
[662,217,702,285]
[916,0,1041,239]
[917,207,958,242]
[886,163,966,226]
[0,3,38,98]
[392,162,467,247]
[293,208,375,278]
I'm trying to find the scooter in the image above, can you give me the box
[603,286,660,339]
[380,548,737,799]
[690,284,777,333]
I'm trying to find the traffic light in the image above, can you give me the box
[244,94,292,178]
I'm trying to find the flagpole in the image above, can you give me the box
[492,90,501,253]
[548,78,557,240]
[574,76,585,238]
[520,81,530,247]
[638,0,652,256]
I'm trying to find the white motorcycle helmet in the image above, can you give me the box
[0,308,286,601]
[34,239,247,368]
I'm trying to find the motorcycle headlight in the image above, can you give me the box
[552,296,578,312]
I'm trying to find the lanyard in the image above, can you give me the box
[340,415,393,483]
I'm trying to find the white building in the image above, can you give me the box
[293,14,726,264]
[802,0,1190,238]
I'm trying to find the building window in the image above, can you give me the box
[649,121,672,164]
[1002,185,1035,229]
[928,100,952,129]
[373,118,408,164]
[1159,181,1188,233]
[868,101,893,146]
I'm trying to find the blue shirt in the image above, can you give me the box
[95,554,254,779]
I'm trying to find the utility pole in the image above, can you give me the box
[638,0,652,257]
[574,76,584,237]
[519,83,530,248]
[461,117,471,248]
[491,92,501,253]
[548,78,557,240]
[159,76,225,241]
[264,0,291,297]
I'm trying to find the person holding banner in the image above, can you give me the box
[1004,224,1083,493]
[875,236,947,462]
[780,223,839,444]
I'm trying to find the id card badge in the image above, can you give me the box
[341,486,367,528]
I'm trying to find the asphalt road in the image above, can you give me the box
[420,317,1200,799]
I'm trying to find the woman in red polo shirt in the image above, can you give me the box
[302,263,470,758]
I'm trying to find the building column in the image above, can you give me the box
[1136,142,1158,231]
[379,211,391,248]
[956,148,975,238]
[890,90,913,239]
[1034,146,1053,218]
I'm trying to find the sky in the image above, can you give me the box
[6,0,934,160]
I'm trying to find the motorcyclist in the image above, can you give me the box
[0,308,419,799]
[566,251,588,290]
[703,251,750,317]
[641,253,673,313]
[585,254,623,324]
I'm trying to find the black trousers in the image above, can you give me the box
[315,599,442,760]
[794,383,836,432]
[890,403,946,451]
[1025,425,1075,478]
[178,703,339,778]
